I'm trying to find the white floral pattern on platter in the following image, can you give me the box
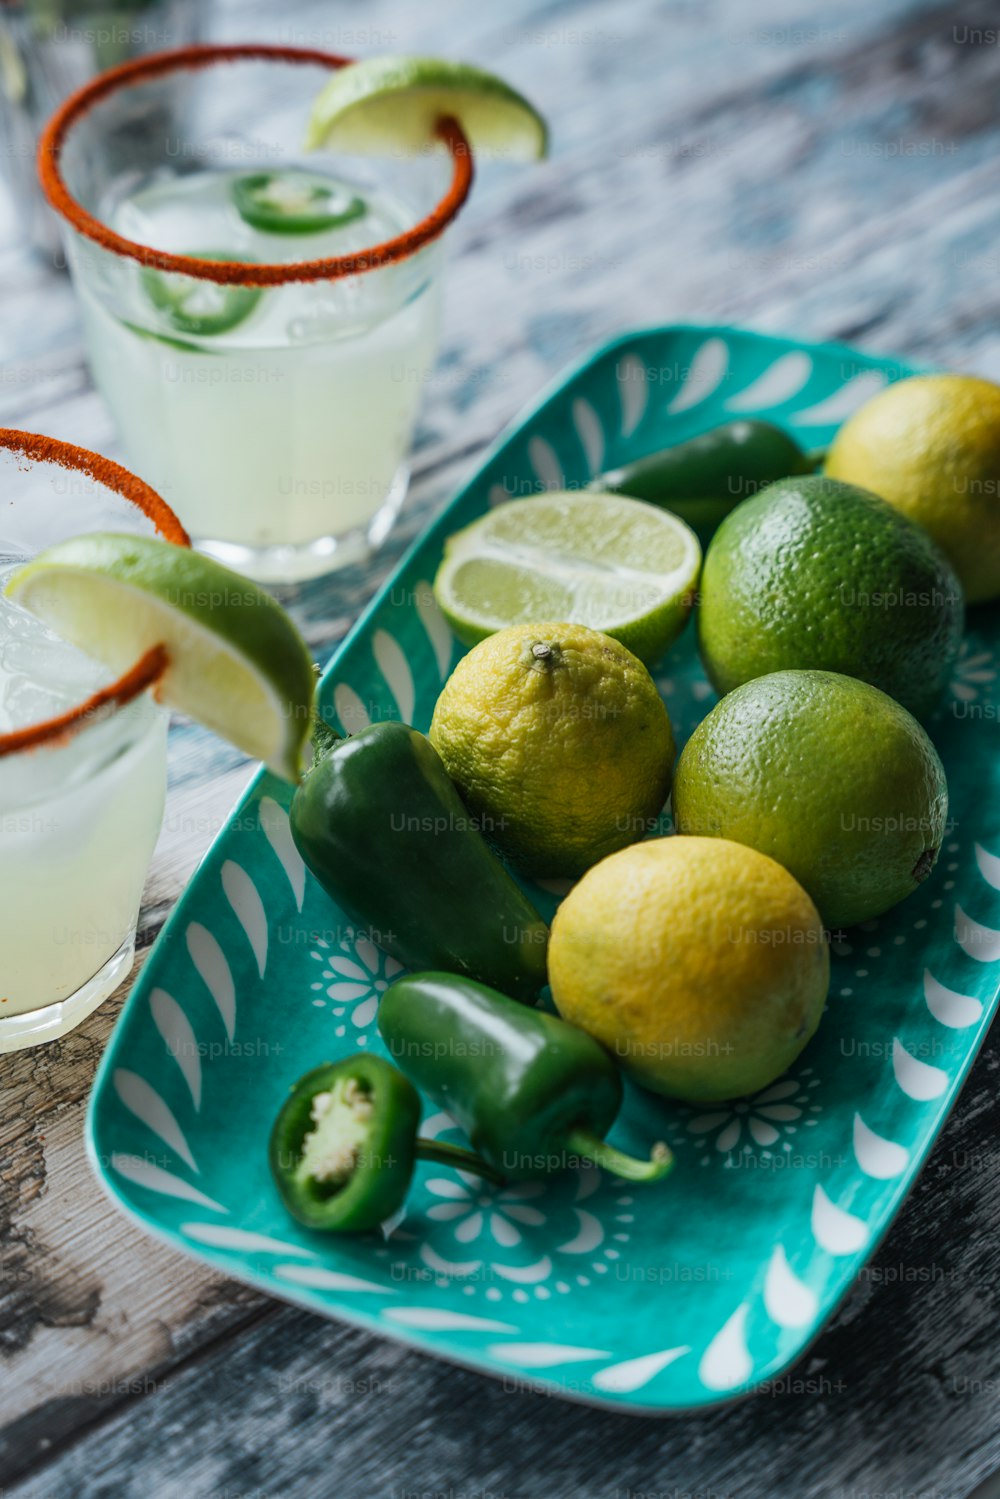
[426,1177,548,1248]
[680,1070,823,1165]
[386,1115,636,1304]
[949,642,996,704]
[307,931,403,1042]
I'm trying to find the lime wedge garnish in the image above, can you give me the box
[306,55,548,160]
[5,535,315,782]
[141,252,262,337]
[433,492,702,666]
[231,171,367,234]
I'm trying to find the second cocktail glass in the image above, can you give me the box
[39,44,474,583]
[0,429,189,1051]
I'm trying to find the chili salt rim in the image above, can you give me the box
[38,44,475,288]
[0,428,190,760]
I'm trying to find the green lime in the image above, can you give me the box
[698,474,963,720]
[825,373,1000,604]
[434,492,702,667]
[429,621,675,879]
[230,172,367,235]
[141,251,262,338]
[5,535,315,782]
[306,55,548,159]
[672,669,948,928]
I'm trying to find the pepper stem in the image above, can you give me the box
[415,1139,506,1187]
[566,1130,674,1183]
[307,712,342,765]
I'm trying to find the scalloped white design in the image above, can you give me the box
[975,842,1000,889]
[258,796,305,912]
[181,1223,315,1257]
[528,434,562,489]
[923,969,983,1029]
[592,1345,690,1393]
[186,923,235,1040]
[811,1186,868,1255]
[763,1246,818,1329]
[275,1264,393,1294]
[724,351,812,411]
[557,1208,603,1254]
[892,1038,948,1101]
[333,681,371,734]
[373,629,415,722]
[149,987,201,1110]
[111,1154,226,1213]
[113,1070,198,1173]
[698,1304,751,1390]
[667,337,728,413]
[387,1309,517,1333]
[616,352,647,437]
[413,578,453,679]
[221,860,267,978]
[955,905,1000,963]
[488,1342,610,1367]
[853,1114,908,1180]
[572,397,604,474]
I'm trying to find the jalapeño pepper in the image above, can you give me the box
[231,172,367,234]
[290,720,549,1003]
[594,419,816,542]
[378,973,672,1183]
[270,1054,501,1233]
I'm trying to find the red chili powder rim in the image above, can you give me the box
[38,44,475,287]
[0,428,191,760]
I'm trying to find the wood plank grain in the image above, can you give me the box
[2,0,1000,1492]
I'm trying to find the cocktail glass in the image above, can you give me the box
[0,427,189,1052]
[0,0,201,260]
[38,44,474,583]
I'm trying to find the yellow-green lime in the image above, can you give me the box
[307,55,548,159]
[429,621,674,879]
[5,534,315,782]
[672,669,948,928]
[825,373,1000,604]
[434,492,702,667]
[698,474,964,720]
[548,836,829,1102]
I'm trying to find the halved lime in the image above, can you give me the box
[231,171,367,235]
[306,55,548,160]
[433,492,702,665]
[141,252,262,338]
[5,535,315,782]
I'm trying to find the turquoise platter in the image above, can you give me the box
[88,325,1000,1412]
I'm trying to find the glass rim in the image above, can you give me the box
[37,43,476,288]
[0,428,190,761]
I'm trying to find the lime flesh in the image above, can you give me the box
[434,491,701,666]
[307,55,548,159]
[6,534,315,782]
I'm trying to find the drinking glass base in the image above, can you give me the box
[0,936,135,1054]
[195,465,410,585]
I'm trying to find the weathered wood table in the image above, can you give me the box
[2,0,1000,1494]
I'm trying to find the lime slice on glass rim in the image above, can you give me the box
[140,251,262,338]
[433,492,702,667]
[306,55,548,160]
[5,535,315,782]
[231,171,367,234]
